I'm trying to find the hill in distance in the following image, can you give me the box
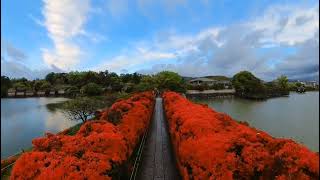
[182,75,231,81]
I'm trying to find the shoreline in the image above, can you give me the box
[1,95,70,99]
[186,89,318,100]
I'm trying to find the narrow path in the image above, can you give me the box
[136,98,180,180]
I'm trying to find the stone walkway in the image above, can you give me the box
[136,98,180,180]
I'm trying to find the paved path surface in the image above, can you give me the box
[136,98,180,180]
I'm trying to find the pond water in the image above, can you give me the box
[192,91,319,152]
[1,97,78,159]
[1,92,318,159]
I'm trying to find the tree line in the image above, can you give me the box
[1,70,186,97]
[2,70,315,99]
[231,71,316,99]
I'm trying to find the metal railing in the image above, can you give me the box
[129,124,149,180]
[1,149,25,173]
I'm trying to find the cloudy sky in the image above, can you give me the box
[1,0,319,81]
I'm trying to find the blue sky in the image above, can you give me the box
[1,0,319,81]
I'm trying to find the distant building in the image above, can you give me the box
[189,78,232,88]
[218,80,232,89]
[16,91,25,97]
[57,89,65,95]
[189,78,217,86]
[49,90,56,95]
[25,91,34,96]
[293,80,319,88]
[7,88,16,97]
[304,81,318,88]
[37,91,46,96]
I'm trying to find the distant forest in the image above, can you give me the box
[1,70,318,99]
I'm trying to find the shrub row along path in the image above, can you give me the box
[136,97,180,180]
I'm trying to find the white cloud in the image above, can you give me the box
[93,26,222,74]
[32,1,318,81]
[41,0,90,70]
[250,4,319,46]
[82,32,108,43]
[1,39,64,80]
[95,47,176,72]
[1,39,27,62]
[1,59,64,80]
[273,31,319,79]
[133,3,319,81]
[28,14,45,27]
[41,43,81,70]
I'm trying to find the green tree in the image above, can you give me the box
[276,75,289,90]
[120,72,141,84]
[40,81,52,91]
[12,82,28,91]
[109,75,123,92]
[65,86,80,96]
[232,71,266,97]
[154,71,186,93]
[83,71,100,84]
[134,75,157,92]
[11,77,28,84]
[34,80,50,91]
[63,97,105,123]
[45,72,56,84]
[80,82,103,96]
[1,76,11,97]
[67,71,87,87]
[295,82,304,87]
[131,72,142,84]
[54,73,68,85]
[120,73,132,83]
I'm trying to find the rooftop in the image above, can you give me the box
[189,77,217,82]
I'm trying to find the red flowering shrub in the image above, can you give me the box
[163,91,319,180]
[11,91,155,180]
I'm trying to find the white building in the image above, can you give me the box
[58,90,65,95]
[189,78,232,88]
[189,78,217,86]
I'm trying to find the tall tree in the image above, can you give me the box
[276,75,289,90]
[154,71,186,92]
[45,72,56,84]
[63,97,105,123]
[232,71,266,96]
[1,76,12,97]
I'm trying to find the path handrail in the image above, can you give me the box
[129,124,149,180]
[1,149,25,172]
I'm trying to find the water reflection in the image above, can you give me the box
[44,110,76,131]
[1,97,78,159]
[193,92,319,152]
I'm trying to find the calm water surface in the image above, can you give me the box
[1,93,319,159]
[1,97,77,159]
[193,92,319,152]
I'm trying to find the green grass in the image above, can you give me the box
[65,123,82,136]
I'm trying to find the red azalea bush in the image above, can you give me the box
[11,91,155,180]
[162,91,319,180]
